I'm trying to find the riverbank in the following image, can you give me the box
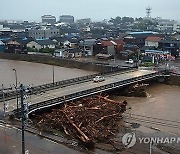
[0,53,121,73]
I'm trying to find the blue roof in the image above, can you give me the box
[129,31,158,35]
[145,50,170,54]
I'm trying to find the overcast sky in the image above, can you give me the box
[0,0,180,22]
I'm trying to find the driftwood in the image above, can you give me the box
[32,95,127,148]
[63,111,90,143]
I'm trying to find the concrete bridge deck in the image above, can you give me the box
[0,69,160,115]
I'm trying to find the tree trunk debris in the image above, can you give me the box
[31,95,127,148]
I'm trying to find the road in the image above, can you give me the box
[0,122,82,154]
[0,69,156,113]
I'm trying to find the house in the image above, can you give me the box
[79,39,97,56]
[54,48,82,58]
[68,38,79,49]
[5,40,26,54]
[112,39,125,53]
[145,36,164,48]
[123,32,156,48]
[27,39,55,50]
[93,40,115,56]
[63,48,82,58]
[0,40,5,52]
[158,40,180,57]
[51,37,70,48]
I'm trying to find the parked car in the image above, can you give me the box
[93,76,105,82]
[125,59,134,64]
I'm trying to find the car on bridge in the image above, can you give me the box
[93,76,105,82]
[125,59,134,64]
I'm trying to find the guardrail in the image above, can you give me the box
[13,71,160,116]
[0,68,137,102]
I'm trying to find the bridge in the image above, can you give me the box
[0,69,165,116]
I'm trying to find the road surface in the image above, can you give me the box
[0,70,156,113]
[0,122,82,154]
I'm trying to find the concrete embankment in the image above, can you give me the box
[0,53,121,73]
[168,74,180,86]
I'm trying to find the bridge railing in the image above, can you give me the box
[13,71,159,116]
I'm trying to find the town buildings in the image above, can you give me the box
[28,27,59,39]
[59,15,74,24]
[0,16,179,60]
[41,15,56,24]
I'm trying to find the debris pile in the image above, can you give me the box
[111,83,149,97]
[32,95,127,147]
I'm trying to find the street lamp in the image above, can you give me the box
[53,65,55,85]
[12,68,18,112]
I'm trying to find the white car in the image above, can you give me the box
[125,59,134,64]
[93,76,105,82]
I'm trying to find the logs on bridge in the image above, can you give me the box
[32,95,127,148]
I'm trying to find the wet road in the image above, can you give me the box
[0,122,82,154]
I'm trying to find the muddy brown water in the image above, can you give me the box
[113,83,180,135]
[0,59,96,88]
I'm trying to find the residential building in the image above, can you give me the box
[112,39,125,53]
[41,15,56,24]
[67,38,79,48]
[59,15,74,24]
[156,19,175,32]
[5,40,26,54]
[51,37,70,48]
[145,36,164,48]
[123,31,156,48]
[79,39,97,56]
[93,40,115,55]
[158,40,180,57]
[63,48,83,58]
[28,27,59,39]
[173,22,180,32]
[27,39,55,50]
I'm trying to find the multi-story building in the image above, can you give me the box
[41,15,56,24]
[59,15,74,24]
[77,18,91,24]
[173,22,180,32]
[28,27,59,39]
[156,19,180,32]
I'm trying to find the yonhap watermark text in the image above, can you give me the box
[122,132,180,148]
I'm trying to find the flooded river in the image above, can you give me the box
[1,59,180,153]
[0,59,96,88]
[113,83,180,135]
[1,59,180,135]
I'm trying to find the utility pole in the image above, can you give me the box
[20,84,30,154]
[12,69,19,113]
[20,84,25,154]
